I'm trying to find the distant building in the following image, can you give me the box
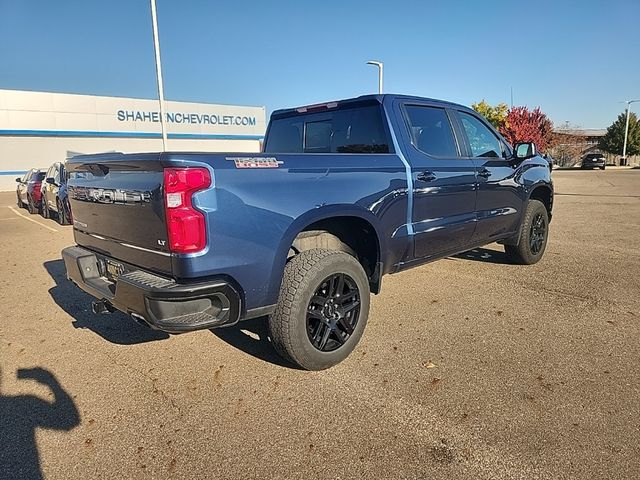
[0,89,266,190]
[549,128,609,167]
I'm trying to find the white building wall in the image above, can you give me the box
[0,89,266,190]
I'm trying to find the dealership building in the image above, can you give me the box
[0,89,266,190]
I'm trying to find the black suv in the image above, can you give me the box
[581,153,606,170]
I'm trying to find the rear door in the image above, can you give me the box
[454,110,523,242]
[394,101,478,258]
[66,153,172,275]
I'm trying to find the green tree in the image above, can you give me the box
[599,111,640,156]
[471,100,508,129]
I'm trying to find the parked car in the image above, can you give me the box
[15,169,46,214]
[41,161,72,224]
[62,94,554,370]
[581,153,606,170]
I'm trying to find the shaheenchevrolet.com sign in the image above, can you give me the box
[0,89,267,190]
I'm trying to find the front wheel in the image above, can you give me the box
[27,196,37,214]
[504,199,549,265]
[56,198,71,225]
[268,249,370,370]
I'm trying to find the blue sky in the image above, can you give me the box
[0,0,638,128]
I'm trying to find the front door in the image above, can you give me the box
[395,102,478,259]
[454,110,523,242]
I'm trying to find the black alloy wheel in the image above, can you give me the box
[306,273,361,352]
[504,199,549,265]
[529,212,546,256]
[268,249,370,370]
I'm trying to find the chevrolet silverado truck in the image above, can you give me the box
[62,94,553,370]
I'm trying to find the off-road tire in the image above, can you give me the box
[505,199,549,265]
[57,199,70,225]
[268,249,370,370]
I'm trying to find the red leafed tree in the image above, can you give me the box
[499,107,554,151]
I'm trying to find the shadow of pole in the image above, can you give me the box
[43,259,169,345]
[0,367,80,480]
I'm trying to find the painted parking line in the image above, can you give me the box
[6,206,61,232]
[0,217,20,221]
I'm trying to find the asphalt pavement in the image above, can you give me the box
[1,169,639,479]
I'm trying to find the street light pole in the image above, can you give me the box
[622,100,639,165]
[150,0,168,152]
[366,60,383,94]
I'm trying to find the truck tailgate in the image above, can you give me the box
[66,153,172,276]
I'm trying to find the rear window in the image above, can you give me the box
[264,104,391,154]
[34,172,45,181]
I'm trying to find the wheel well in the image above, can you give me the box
[290,217,381,293]
[529,186,553,220]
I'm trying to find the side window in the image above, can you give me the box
[458,112,502,158]
[53,165,60,183]
[404,105,459,157]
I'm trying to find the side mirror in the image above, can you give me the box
[514,142,537,160]
[15,177,21,183]
[46,177,56,185]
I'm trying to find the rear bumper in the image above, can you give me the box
[62,245,241,333]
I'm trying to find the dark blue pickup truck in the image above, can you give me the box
[62,94,553,370]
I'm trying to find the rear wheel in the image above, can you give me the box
[268,249,370,370]
[504,199,549,265]
[42,199,50,219]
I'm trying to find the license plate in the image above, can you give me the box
[105,260,125,280]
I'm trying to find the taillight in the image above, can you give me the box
[163,167,211,253]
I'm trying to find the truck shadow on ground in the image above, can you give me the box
[0,367,80,480]
[211,317,301,369]
[44,259,169,345]
[451,247,513,264]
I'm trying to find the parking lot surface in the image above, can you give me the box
[1,169,639,479]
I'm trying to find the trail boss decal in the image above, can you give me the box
[226,157,283,169]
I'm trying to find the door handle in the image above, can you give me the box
[417,171,436,182]
[477,168,491,178]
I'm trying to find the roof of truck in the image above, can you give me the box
[271,94,471,118]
